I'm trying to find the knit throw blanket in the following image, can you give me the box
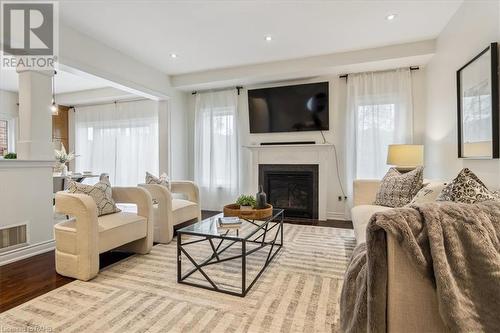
[340,201,500,333]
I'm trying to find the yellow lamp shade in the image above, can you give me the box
[387,144,424,167]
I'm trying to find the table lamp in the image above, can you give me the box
[387,144,424,172]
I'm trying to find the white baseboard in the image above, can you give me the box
[0,239,55,266]
[327,211,349,221]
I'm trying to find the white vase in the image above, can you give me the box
[61,164,68,176]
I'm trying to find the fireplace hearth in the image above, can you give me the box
[259,164,318,219]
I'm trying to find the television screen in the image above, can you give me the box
[248,82,329,133]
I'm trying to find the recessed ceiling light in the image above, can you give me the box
[265,35,272,42]
[386,14,397,21]
[170,53,178,58]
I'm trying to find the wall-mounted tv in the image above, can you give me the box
[248,82,329,133]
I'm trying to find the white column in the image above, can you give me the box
[16,69,54,160]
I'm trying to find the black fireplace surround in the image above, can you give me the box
[259,164,318,219]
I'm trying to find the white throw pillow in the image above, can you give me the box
[410,182,447,204]
[145,171,171,190]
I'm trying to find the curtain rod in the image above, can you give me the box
[191,86,243,96]
[339,66,420,79]
[69,97,150,109]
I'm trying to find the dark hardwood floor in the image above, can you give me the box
[0,251,133,313]
[0,210,352,313]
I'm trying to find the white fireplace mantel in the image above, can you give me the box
[244,143,334,220]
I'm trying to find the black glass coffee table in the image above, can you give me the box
[176,209,284,297]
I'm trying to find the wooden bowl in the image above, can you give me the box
[223,204,273,220]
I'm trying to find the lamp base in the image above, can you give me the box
[394,166,417,173]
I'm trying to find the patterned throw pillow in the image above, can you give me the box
[145,172,171,205]
[374,167,424,208]
[67,179,121,216]
[410,182,447,204]
[146,172,170,190]
[436,168,500,204]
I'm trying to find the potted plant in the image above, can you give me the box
[236,194,256,211]
[54,144,75,176]
[3,152,17,159]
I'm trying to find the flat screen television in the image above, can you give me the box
[248,82,329,133]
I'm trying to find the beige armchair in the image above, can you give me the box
[54,187,153,281]
[139,181,201,244]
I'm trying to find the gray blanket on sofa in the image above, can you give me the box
[340,201,500,333]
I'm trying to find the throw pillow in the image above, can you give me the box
[436,168,500,204]
[67,179,121,216]
[409,182,447,204]
[146,171,170,190]
[374,166,424,208]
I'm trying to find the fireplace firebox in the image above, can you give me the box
[259,164,318,219]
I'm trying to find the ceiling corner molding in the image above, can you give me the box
[170,39,436,90]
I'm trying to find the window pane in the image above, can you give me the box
[199,107,236,188]
[0,120,8,155]
[356,103,395,179]
[75,100,159,186]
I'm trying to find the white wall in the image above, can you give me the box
[0,161,54,265]
[169,90,190,180]
[424,0,500,188]
[187,71,426,219]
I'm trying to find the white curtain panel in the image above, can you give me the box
[194,90,239,211]
[75,100,159,186]
[345,68,414,208]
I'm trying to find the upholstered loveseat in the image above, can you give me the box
[351,179,448,333]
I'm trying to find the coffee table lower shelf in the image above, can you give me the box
[176,211,284,297]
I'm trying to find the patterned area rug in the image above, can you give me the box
[0,224,355,333]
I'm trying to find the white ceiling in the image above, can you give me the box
[59,0,462,75]
[0,69,108,93]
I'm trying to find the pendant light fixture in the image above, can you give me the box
[51,70,58,116]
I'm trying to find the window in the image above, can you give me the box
[356,103,396,178]
[0,120,8,155]
[194,90,239,210]
[346,69,414,187]
[199,108,235,187]
[75,100,159,186]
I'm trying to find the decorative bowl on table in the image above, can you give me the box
[223,204,273,220]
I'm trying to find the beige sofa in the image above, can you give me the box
[54,187,153,281]
[139,181,201,244]
[352,180,448,333]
